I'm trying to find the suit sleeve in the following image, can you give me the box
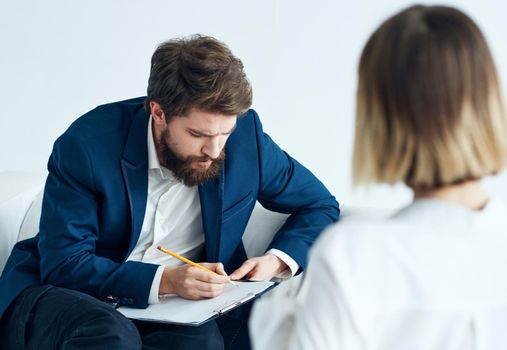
[252,110,340,271]
[38,133,157,308]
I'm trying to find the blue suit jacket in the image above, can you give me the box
[0,97,339,318]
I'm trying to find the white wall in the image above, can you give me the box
[1,0,507,211]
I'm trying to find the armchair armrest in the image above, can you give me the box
[0,171,45,273]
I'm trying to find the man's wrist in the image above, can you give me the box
[265,249,299,278]
[159,266,175,295]
[265,253,288,275]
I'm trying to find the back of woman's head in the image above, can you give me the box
[353,5,507,190]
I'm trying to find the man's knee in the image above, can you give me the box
[24,287,142,349]
[59,298,142,350]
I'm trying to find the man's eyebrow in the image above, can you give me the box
[187,124,236,136]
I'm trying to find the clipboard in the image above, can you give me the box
[117,281,276,326]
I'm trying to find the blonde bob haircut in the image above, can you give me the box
[353,5,507,190]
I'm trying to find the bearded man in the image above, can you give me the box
[0,35,339,350]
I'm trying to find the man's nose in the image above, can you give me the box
[202,137,221,159]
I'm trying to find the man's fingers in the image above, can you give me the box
[189,266,230,284]
[194,280,226,296]
[246,268,268,281]
[230,260,256,280]
[187,274,226,299]
[200,262,228,276]
[215,263,227,276]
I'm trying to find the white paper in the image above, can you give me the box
[117,281,275,325]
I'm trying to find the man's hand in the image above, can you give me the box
[159,263,230,300]
[229,253,288,281]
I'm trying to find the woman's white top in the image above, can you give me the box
[250,199,507,350]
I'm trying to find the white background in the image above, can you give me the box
[1,0,507,211]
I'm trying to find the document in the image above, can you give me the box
[117,281,276,326]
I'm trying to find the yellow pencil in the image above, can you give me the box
[156,245,237,286]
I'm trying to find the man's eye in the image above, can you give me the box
[190,132,201,137]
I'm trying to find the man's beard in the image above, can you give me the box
[158,129,225,187]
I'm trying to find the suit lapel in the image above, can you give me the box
[121,108,150,256]
[198,166,224,262]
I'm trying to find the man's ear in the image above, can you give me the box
[150,101,166,125]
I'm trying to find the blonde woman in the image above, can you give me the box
[250,5,507,349]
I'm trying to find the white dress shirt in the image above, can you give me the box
[127,118,298,304]
[251,198,507,350]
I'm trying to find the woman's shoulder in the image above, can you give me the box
[309,200,507,306]
[309,217,415,280]
[313,216,412,256]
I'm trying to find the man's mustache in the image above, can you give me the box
[185,153,225,163]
